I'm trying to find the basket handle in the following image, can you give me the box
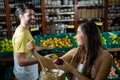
[32,50,46,71]
[32,50,56,72]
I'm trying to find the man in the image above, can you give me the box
[12,4,52,80]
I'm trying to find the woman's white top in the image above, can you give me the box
[75,64,84,80]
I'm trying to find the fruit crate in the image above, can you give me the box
[108,31,120,48]
[107,77,120,80]
[33,33,78,55]
[0,52,13,58]
[101,31,120,49]
[101,32,111,49]
[0,37,13,58]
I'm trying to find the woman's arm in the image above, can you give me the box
[55,60,91,80]
[44,48,77,62]
[60,48,77,63]
[70,53,112,80]
[71,67,91,80]
[55,52,112,80]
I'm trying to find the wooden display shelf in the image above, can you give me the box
[0,58,13,66]
[0,57,13,62]
[107,48,120,52]
[107,48,120,56]
[0,52,64,64]
[0,48,120,64]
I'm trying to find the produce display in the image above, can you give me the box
[0,38,13,53]
[0,37,13,58]
[101,31,120,49]
[0,31,120,56]
[101,34,107,45]
[108,32,120,44]
[34,33,77,54]
[0,32,120,80]
[40,36,73,48]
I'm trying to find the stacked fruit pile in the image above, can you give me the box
[108,32,120,44]
[33,33,77,54]
[40,36,73,48]
[101,33,107,45]
[0,32,119,58]
[0,38,13,58]
[0,38,13,53]
[101,31,120,49]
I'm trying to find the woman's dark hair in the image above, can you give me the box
[72,21,102,78]
[81,21,102,78]
[15,3,35,24]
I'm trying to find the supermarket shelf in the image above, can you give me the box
[107,48,120,52]
[0,57,13,66]
[107,48,120,56]
[0,57,13,62]
[45,5,74,8]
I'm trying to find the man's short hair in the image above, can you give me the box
[15,3,35,17]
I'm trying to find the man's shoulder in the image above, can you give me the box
[14,27,27,36]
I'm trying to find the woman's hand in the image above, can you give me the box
[26,40,36,52]
[54,60,75,73]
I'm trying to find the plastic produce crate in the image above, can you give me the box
[33,33,78,55]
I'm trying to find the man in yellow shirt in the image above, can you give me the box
[12,4,52,80]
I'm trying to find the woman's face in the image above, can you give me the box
[76,26,85,46]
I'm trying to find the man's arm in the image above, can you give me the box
[15,52,38,66]
[26,41,53,51]
[35,46,49,51]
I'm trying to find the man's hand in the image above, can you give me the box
[44,54,58,61]
[46,45,53,50]
[26,40,35,52]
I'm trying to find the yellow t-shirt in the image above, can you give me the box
[12,27,35,54]
[12,26,38,80]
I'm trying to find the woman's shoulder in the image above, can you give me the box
[68,48,78,54]
[61,48,78,62]
[97,49,113,65]
[63,48,78,57]
[102,49,113,59]
[96,49,113,63]
[71,47,78,51]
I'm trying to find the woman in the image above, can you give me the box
[54,21,113,80]
[27,21,113,80]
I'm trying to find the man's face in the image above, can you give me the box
[23,9,36,25]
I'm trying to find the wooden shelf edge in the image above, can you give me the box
[0,57,13,62]
[106,48,120,52]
